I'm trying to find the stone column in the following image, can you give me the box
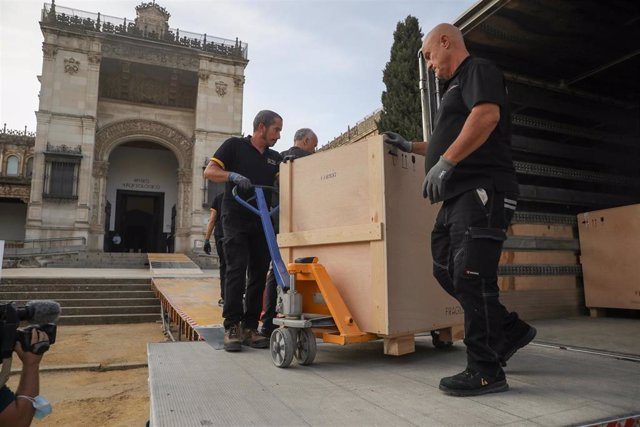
[88,160,109,250]
[175,167,192,252]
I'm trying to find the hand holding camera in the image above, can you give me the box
[15,328,49,366]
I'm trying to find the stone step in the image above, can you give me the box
[60,305,160,316]
[0,277,150,285]
[0,283,151,292]
[1,290,156,300]
[6,294,158,307]
[58,313,160,325]
[17,298,161,307]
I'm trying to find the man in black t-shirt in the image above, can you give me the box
[204,110,283,352]
[260,128,318,337]
[203,192,225,306]
[382,23,535,397]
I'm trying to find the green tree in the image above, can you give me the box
[377,15,424,141]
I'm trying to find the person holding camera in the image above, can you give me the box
[0,329,50,427]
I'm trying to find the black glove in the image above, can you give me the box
[423,156,456,203]
[228,172,252,191]
[382,131,412,153]
[282,155,295,163]
[203,240,211,255]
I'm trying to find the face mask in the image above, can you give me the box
[33,395,52,419]
[18,395,52,419]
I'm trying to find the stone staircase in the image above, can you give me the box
[0,277,161,325]
[27,251,219,269]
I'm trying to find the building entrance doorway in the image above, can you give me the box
[114,190,164,253]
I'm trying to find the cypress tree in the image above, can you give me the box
[377,16,424,141]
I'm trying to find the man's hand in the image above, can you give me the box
[423,156,457,203]
[203,240,211,255]
[281,155,295,163]
[15,329,48,367]
[382,131,412,153]
[228,172,252,191]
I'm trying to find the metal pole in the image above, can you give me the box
[418,49,430,142]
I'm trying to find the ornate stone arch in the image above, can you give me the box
[94,119,193,165]
[90,119,194,252]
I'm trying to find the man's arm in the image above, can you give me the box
[442,103,500,163]
[204,161,230,183]
[381,132,428,156]
[409,142,428,156]
[205,209,216,241]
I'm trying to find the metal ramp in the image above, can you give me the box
[147,253,223,342]
[147,334,640,427]
[147,253,202,276]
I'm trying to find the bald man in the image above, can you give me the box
[382,23,535,396]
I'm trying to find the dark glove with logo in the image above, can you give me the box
[423,156,457,203]
[382,131,412,153]
[203,240,211,255]
[228,172,252,191]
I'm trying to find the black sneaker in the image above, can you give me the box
[242,327,269,348]
[439,368,508,396]
[500,326,537,366]
[223,324,242,352]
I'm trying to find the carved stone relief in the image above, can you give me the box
[101,42,200,71]
[92,160,109,178]
[64,57,80,74]
[0,184,31,202]
[233,76,245,88]
[87,53,102,65]
[42,44,58,60]
[215,81,228,97]
[95,120,193,165]
[177,167,193,184]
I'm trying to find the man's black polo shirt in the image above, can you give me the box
[280,146,312,160]
[211,136,282,220]
[427,56,518,200]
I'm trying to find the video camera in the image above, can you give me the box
[0,300,60,361]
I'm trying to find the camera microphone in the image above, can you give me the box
[24,300,61,325]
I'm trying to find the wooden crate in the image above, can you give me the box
[278,136,463,340]
[578,204,640,312]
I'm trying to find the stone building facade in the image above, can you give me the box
[0,127,35,240]
[27,1,248,252]
[321,109,381,151]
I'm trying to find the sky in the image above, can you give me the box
[0,0,476,151]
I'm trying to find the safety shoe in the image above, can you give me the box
[223,324,242,352]
[439,368,508,396]
[242,327,269,348]
[500,326,537,366]
[259,324,277,338]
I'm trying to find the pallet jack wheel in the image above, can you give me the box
[295,328,317,365]
[270,328,295,368]
[431,330,453,349]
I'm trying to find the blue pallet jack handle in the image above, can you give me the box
[232,186,289,290]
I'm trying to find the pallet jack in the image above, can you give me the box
[233,185,378,368]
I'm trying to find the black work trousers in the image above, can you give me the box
[215,237,226,300]
[431,188,525,377]
[221,214,270,330]
[261,267,277,330]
